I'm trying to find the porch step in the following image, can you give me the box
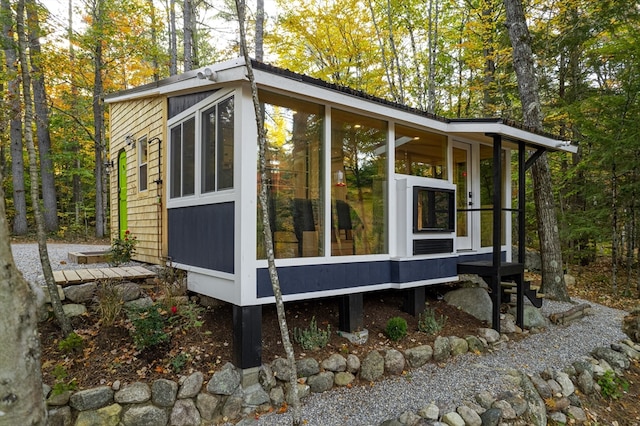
[500,280,545,308]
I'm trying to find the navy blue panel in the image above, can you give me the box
[168,203,234,273]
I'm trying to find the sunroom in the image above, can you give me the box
[107,58,576,371]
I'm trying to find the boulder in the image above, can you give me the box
[433,336,451,362]
[444,287,492,324]
[196,392,220,421]
[170,398,201,426]
[121,404,168,426]
[296,357,320,378]
[69,386,113,411]
[384,349,405,375]
[151,379,178,407]
[321,354,347,372]
[360,350,384,382]
[308,372,334,393]
[207,363,241,395]
[114,382,150,404]
[404,345,433,368]
[178,372,204,398]
[63,282,97,303]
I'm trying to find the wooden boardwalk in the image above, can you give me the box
[53,265,156,286]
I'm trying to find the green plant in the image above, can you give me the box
[598,370,629,399]
[418,306,447,335]
[126,305,169,351]
[51,365,78,396]
[108,230,138,266]
[170,353,189,373]
[94,280,124,326]
[58,332,83,353]
[293,316,331,350]
[168,301,205,332]
[385,316,408,341]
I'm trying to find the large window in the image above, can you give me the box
[395,125,447,179]
[479,144,506,247]
[138,136,148,192]
[170,118,195,198]
[331,109,387,256]
[202,97,235,192]
[257,92,324,259]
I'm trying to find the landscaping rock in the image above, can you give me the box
[207,363,241,395]
[399,411,422,426]
[457,405,482,426]
[554,371,575,397]
[444,287,492,323]
[114,382,150,404]
[529,373,552,399]
[121,404,168,426]
[334,372,355,387]
[308,372,334,393]
[418,402,439,420]
[271,358,294,382]
[448,336,469,356]
[360,350,385,382]
[475,391,495,409]
[62,303,87,317]
[520,305,547,329]
[477,328,500,344]
[196,392,220,421]
[178,372,204,398]
[244,383,270,406]
[170,398,201,426]
[47,390,72,406]
[548,411,567,424]
[69,386,114,411]
[566,406,587,423]
[346,354,361,373]
[491,400,515,420]
[269,387,285,406]
[577,370,595,395]
[115,282,142,301]
[591,347,630,370]
[623,309,640,343]
[63,282,96,303]
[259,364,277,391]
[124,296,153,310]
[42,285,65,304]
[321,354,347,372]
[433,336,451,362]
[384,349,405,375]
[296,357,320,378]
[47,406,72,426]
[518,372,546,426]
[480,407,502,426]
[441,411,465,426]
[75,403,121,426]
[465,335,486,353]
[221,395,243,420]
[612,342,640,360]
[497,391,527,417]
[404,345,433,368]
[151,379,178,407]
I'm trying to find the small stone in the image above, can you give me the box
[334,371,355,387]
[243,383,270,406]
[418,402,439,420]
[346,354,361,373]
[69,386,113,411]
[62,303,87,317]
[269,386,285,406]
[448,336,469,356]
[479,407,501,426]
[548,411,567,424]
[577,370,595,395]
[321,354,347,372]
[259,364,277,391]
[477,328,500,344]
[75,404,121,426]
[433,336,451,362]
[384,349,405,375]
[360,350,385,382]
[475,391,495,409]
[207,363,240,395]
[554,371,575,397]
[308,372,334,393]
[465,335,486,353]
[271,358,294,382]
[441,411,465,426]
[399,411,422,426]
[170,398,201,426]
[296,357,320,378]
[404,345,433,368]
[221,395,243,420]
[456,405,482,426]
[491,400,516,420]
[566,406,587,423]
[47,390,72,406]
[179,371,204,398]
[114,382,150,404]
[152,378,178,407]
[121,404,168,426]
[196,392,220,421]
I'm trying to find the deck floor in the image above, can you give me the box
[53,265,156,285]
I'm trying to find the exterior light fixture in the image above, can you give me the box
[197,68,217,81]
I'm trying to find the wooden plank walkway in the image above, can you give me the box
[53,265,156,286]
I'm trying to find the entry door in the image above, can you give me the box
[453,143,472,250]
[118,150,128,239]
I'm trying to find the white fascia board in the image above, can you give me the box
[447,121,578,153]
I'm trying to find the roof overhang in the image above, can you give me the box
[105,58,577,154]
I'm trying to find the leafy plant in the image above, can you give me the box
[126,305,169,350]
[58,332,83,353]
[598,370,629,400]
[418,306,447,335]
[170,353,189,373]
[51,365,78,396]
[168,301,205,334]
[109,230,138,266]
[94,280,124,326]
[385,316,408,341]
[293,316,331,350]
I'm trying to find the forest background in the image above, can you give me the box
[1,0,639,295]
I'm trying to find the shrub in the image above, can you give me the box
[51,365,78,396]
[598,370,629,400]
[168,301,205,333]
[294,316,331,350]
[385,316,408,341]
[94,280,124,326]
[418,306,447,335]
[170,353,189,373]
[58,332,83,353]
[109,230,138,266]
[126,305,169,350]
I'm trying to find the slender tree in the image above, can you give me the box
[504,0,570,301]
[183,0,193,71]
[236,0,301,423]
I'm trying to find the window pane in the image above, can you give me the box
[217,97,234,190]
[138,137,148,191]
[257,91,324,259]
[170,126,182,198]
[479,144,506,247]
[201,106,217,193]
[183,117,195,196]
[331,109,387,256]
[395,125,447,179]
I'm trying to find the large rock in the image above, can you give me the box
[170,398,201,426]
[518,371,547,426]
[271,357,294,382]
[243,383,270,405]
[448,336,469,356]
[115,282,142,301]
[63,282,97,303]
[321,354,347,372]
[623,309,640,343]
[114,382,150,404]
[404,345,433,368]
[207,363,241,395]
[196,392,221,421]
[444,287,492,324]
[360,350,385,382]
[591,347,630,370]
[121,404,168,426]
[308,372,334,393]
[178,372,204,398]
[151,379,178,407]
[69,386,114,411]
[296,357,320,378]
[433,336,451,362]
[62,303,87,317]
[512,306,547,329]
[384,349,405,375]
[75,404,121,426]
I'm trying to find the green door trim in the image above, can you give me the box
[118,150,128,239]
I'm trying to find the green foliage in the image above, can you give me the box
[94,280,124,327]
[108,230,138,266]
[126,305,169,351]
[51,365,78,396]
[57,332,83,353]
[418,306,447,335]
[168,302,205,333]
[385,316,408,341]
[598,370,629,400]
[293,316,331,350]
[170,353,189,373]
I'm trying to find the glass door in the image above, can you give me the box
[453,143,472,250]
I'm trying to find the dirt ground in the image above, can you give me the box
[39,254,640,425]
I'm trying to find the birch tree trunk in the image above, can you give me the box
[17,0,72,335]
[504,0,570,301]
[27,0,59,233]
[235,1,301,423]
[92,0,107,238]
[1,0,28,235]
[255,0,264,61]
[168,0,177,75]
[183,0,193,71]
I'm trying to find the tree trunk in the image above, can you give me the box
[27,0,58,233]
[183,0,193,71]
[2,0,28,235]
[0,170,46,425]
[168,0,177,75]
[92,0,106,238]
[235,1,301,423]
[68,0,82,226]
[504,0,570,301]
[255,0,264,61]
[17,0,72,336]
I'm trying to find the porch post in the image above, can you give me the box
[232,305,262,369]
[403,286,426,316]
[338,293,364,332]
[492,134,503,332]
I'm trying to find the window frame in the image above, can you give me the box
[138,135,148,192]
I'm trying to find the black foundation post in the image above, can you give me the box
[403,286,426,316]
[232,305,262,369]
[338,293,363,332]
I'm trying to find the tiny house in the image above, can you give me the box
[106,58,576,371]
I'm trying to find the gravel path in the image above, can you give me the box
[12,243,629,426]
